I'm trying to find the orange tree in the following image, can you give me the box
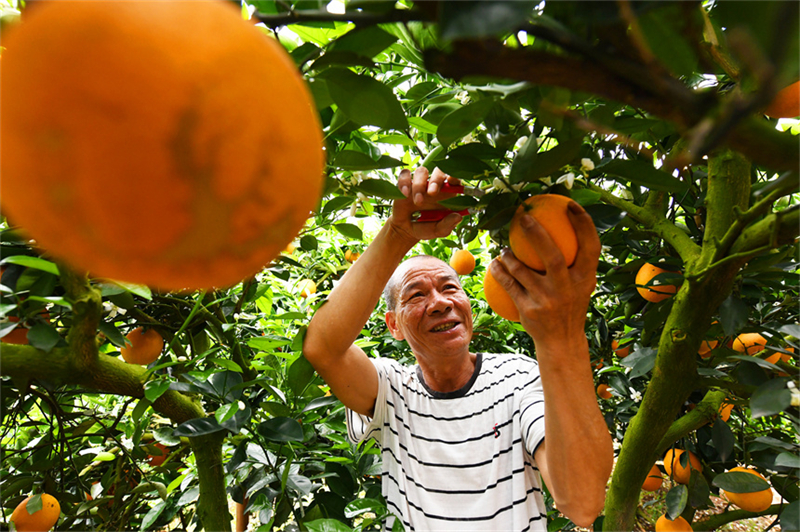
[1,1,799,531]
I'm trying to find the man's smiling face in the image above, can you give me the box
[385,256,473,359]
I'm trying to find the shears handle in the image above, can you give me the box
[415,208,470,223]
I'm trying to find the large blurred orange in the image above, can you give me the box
[483,260,520,322]
[509,194,578,272]
[635,263,679,303]
[721,467,773,512]
[0,1,324,291]
[663,449,702,484]
[10,494,61,532]
[763,80,800,118]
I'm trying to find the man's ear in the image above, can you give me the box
[385,311,405,340]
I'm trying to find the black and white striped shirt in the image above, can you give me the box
[347,353,547,531]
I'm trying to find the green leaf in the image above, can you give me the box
[357,179,406,200]
[322,195,355,214]
[780,500,800,532]
[173,417,225,437]
[215,402,239,425]
[688,471,710,508]
[288,355,315,396]
[210,358,243,372]
[719,295,749,336]
[750,378,792,418]
[601,160,690,193]
[140,500,166,531]
[0,255,59,275]
[144,379,171,402]
[104,280,153,300]
[775,452,800,469]
[329,25,398,58]
[322,68,408,130]
[665,484,688,520]
[344,498,386,518]
[98,321,127,347]
[334,223,363,241]
[408,116,438,134]
[524,139,583,182]
[176,487,200,507]
[331,150,403,171]
[711,418,735,463]
[436,154,493,180]
[247,337,292,351]
[257,417,304,442]
[437,98,495,148]
[93,451,116,462]
[639,5,699,78]
[305,518,354,532]
[25,494,43,514]
[508,134,539,183]
[26,323,61,352]
[434,195,480,210]
[132,398,151,423]
[712,471,770,493]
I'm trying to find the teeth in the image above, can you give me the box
[432,322,456,332]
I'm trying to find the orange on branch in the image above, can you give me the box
[10,494,61,532]
[719,401,735,422]
[508,194,578,272]
[612,338,632,358]
[596,384,613,399]
[449,249,476,275]
[732,333,767,355]
[344,249,361,263]
[147,443,171,467]
[0,0,324,291]
[721,467,773,513]
[698,339,719,358]
[483,260,519,322]
[642,464,663,492]
[636,263,680,303]
[663,449,702,485]
[765,346,793,365]
[763,80,800,118]
[298,279,317,298]
[121,327,164,366]
[655,514,692,532]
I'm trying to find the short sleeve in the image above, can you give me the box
[519,361,546,457]
[345,357,391,445]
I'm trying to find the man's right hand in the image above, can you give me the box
[389,167,463,244]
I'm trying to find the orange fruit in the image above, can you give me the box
[1,325,30,345]
[283,243,297,255]
[764,346,793,365]
[508,194,578,272]
[763,80,800,118]
[612,338,632,358]
[663,449,702,484]
[147,443,171,467]
[344,249,361,263]
[719,401,734,422]
[449,249,476,275]
[483,261,520,322]
[597,384,613,399]
[721,467,773,512]
[636,263,680,303]
[121,327,164,365]
[10,493,61,532]
[593,358,605,370]
[642,464,663,491]
[298,279,316,298]
[732,333,767,355]
[655,514,692,531]
[0,1,324,291]
[698,339,719,359]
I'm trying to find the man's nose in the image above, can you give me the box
[427,290,452,313]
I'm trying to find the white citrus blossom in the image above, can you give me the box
[789,381,800,407]
[556,172,575,189]
[540,176,553,186]
[492,177,509,191]
[580,158,595,172]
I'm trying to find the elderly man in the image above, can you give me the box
[303,167,613,531]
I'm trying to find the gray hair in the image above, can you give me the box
[383,255,454,312]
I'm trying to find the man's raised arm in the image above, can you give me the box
[302,167,461,416]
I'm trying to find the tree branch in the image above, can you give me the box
[691,505,782,531]
[586,183,701,261]
[655,389,726,457]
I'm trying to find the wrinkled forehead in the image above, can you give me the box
[396,256,459,291]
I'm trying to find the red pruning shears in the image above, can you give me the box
[413,183,485,222]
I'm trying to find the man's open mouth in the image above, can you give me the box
[431,322,458,332]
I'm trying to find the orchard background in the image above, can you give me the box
[1,1,798,531]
